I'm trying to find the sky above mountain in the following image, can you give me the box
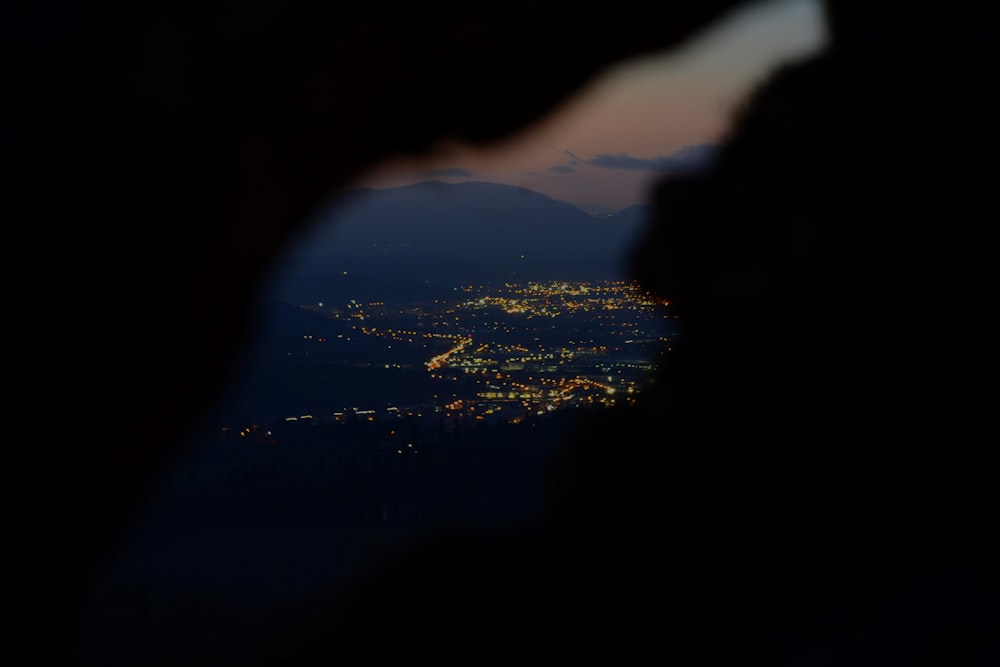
[350,0,829,214]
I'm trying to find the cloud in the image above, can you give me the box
[427,167,474,178]
[587,153,658,170]
[551,164,576,174]
[667,144,717,168]
[586,144,716,172]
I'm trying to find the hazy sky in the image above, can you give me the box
[351,0,829,214]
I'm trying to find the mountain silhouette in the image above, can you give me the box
[265,181,651,299]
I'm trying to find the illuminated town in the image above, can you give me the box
[98,279,680,661]
[220,279,677,440]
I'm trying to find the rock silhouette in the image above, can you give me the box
[3,1,998,665]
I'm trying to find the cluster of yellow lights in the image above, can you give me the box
[458,280,668,320]
[261,280,668,428]
[425,337,473,370]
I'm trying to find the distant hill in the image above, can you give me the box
[603,203,653,253]
[263,181,651,303]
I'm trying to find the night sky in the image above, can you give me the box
[356,0,827,214]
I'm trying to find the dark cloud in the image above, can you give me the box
[427,167,474,177]
[586,144,716,172]
[587,153,657,170]
[551,164,576,174]
[667,144,717,168]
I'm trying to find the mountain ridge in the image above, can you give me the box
[265,181,653,302]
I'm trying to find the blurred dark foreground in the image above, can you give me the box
[3,1,999,665]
